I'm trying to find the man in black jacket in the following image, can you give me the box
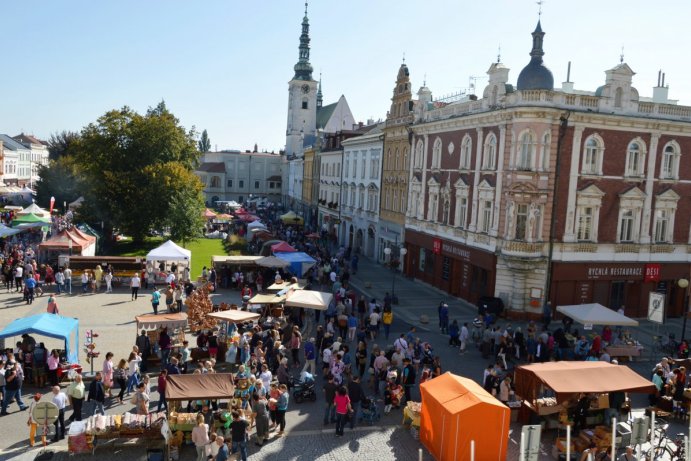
[401,358,416,403]
[347,375,364,429]
[135,331,151,373]
[88,372,106,416]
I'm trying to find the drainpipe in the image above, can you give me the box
[544,111,571,304]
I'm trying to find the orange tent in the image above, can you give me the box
[420,372,510,461]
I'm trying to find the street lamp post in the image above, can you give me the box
[679,278,690,343]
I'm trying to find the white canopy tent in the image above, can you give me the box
[284,290,333,310]
[18,202,49,217]
[556,303,638,327]
[247,221,266,231]
[146,240,191,269]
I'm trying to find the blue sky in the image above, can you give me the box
[2,0,690,152]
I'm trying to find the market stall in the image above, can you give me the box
[284,290,332,310]
[146,240,192,275]
[0,313,79,363]
[279,211,303,226]
[210,255,262,275]
[274,251,316,277]
[256,256,290,269]
[514,361,655,453]
[135,313,188,365]
[39,228,97,262]
[271,241,296,253]
[68,412,167,455]
[165,373,240,459]
[420,372,510,461]
[557,303,643,359]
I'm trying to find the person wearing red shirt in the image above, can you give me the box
[333,386,352,436]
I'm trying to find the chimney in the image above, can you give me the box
[561,61,574,93]
[652,69,669,103]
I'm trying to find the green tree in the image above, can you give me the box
[47,130,80,160]
[166,174,206,246]
[35,156,83,210]
[72,102,201,242]
[198,129,211,152]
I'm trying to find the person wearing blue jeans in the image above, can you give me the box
[229,410,249,461]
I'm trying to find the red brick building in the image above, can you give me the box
[404,21,691,318]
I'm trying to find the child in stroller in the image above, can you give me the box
[360,396,380,425]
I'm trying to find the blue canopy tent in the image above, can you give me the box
[0,314,79,363]
[274,251,317,278]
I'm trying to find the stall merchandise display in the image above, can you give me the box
[186,285,217,332]
[68,412,166,454]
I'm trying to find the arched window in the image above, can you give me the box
[460,135,472,169]
[517,131,536,170]
[432,138,442,169]
[661,142,680,180]
[582,135,604,175]
[402,147,408,170]
[614,87,623,108]
[625,140,645,177]
[414,140,424,169]
[394,148,399,171]
[482,133,497,170]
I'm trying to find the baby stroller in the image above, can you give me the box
[292,372,316,403]
[360,396,381,425]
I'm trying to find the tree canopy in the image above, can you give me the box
[198,129,211,153]
[69,102,205,243]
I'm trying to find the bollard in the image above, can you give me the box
[470,440,475,461]
[566,424,571,461]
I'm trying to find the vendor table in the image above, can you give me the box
[605,345,643,360]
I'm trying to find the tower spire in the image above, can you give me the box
[293,1,313,80]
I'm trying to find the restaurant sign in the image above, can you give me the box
[586,265,643,280]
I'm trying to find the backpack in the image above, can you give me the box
[382,312,393,325]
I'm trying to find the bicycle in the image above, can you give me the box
[647,422,686,461]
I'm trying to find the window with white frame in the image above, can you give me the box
[442,200,450,224]
[482,133,497,170]
[352,156,357,177]
[455,196,468,229]
[618,209,637,242]
[399,187,406,213]
[345,156,350,179]
[391,189,397,212]
[428,192,438,221]
[402,147,408,171]
[350,186,356,206]
[431,138,442,169]
[661,143,680,180]
[573,185,604,242]
[582,135,604,175]
[514,203,529,240]
[358,187,365,209]
[479,201,493,233]
[414,140,424,169]
[625,140,645,177]
[652,190,680,243]
[517,131,536,170]
[371,152,380,179]
[576,207,594,241]
[653,209,671,243]
[460,136,472,169]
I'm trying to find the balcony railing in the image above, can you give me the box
[501,241,544,256]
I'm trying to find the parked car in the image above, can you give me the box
[477,296,504,316]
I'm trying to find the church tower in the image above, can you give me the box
[285,2,318,157]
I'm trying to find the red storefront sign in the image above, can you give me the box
[644,263,661,283]
[432,238,442,255]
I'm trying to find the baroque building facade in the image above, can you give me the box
[380,63,414,264]
[404,21,691,318]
